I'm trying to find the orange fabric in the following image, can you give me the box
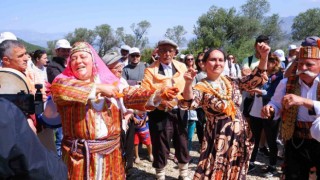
[141,59,188,106]
[194,82,236,120]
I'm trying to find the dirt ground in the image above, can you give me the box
[128,135,285,180]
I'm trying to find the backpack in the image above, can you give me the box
[248,55,253,68]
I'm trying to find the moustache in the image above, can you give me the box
[296,70,318,77]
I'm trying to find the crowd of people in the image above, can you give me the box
[0,30,320,180]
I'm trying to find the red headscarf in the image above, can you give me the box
[53,42,119,85]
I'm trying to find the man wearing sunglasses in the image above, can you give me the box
[122,47,147,86]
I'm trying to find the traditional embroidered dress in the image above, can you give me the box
[181,68,268,180]
[51,42,160,180]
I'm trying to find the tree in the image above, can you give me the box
[94,24,119,57]
[115,27,135,47]
[130,20,151,49]
[261,14,285,49]
[240,0,270,21]
[189,0,285,62]
[65,28,96,45]
[291,8,320,41]
[164,25,187,47]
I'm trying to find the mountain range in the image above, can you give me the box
[1,16,295,49]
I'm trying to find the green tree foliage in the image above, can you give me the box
[130,20,151,49]
[95,24,119,57]
[292,8,320,40]
[190,0,284,62]
[65,28,96,45]
[261,14,285,49]
[46,40,56,56]
[19,38,45,53]
[164,25,187,47]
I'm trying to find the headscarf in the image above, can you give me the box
[53,42,119,85]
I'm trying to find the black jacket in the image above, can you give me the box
[0,98,67,180]
[47,57,66,84]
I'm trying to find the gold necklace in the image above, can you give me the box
[203,76,232,100]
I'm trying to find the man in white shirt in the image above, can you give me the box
[141,39,190,180]
[262,36,320,179]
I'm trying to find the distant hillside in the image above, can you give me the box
[18,38,46,52]
[280,16,295,34]
[0,29,66,48]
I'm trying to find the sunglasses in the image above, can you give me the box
[130,54,140,58]
[197,59,204,63]
[186,58,194,61]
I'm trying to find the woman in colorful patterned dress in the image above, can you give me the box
[182,43,270,180]
[51,42,178,180]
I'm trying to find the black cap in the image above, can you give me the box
[255,35,270,44]
[301,36,320,47]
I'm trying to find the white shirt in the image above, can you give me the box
[268,75,320,141]
[223,60,242,78]
[160,62,173,78]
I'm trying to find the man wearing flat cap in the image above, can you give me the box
[262,36,320,179]
[141,39,190,180]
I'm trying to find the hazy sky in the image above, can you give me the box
[1,0,319,43]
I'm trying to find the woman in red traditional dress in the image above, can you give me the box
[51,42,178,180]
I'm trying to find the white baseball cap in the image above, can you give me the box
[274,49,286,61]
[129,47,140,54]
[288,44,297,51]
[0,32,17,43]
[120,45,131,51]
[55,39,71,49]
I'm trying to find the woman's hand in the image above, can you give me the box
[96,84,119,98]
[247,88,263,95]
[256,42,271,60]
[183,68,198,84]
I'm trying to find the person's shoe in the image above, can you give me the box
[155,168,165,180]
[178,175,191,180]
[134,157,140,164]
[148,154,154,162]
[248,162,256,173]
[262,165,277,178]
[259,146,270,157]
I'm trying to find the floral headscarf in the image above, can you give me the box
[53,42,119,85]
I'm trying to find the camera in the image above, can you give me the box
[0,84,44,115]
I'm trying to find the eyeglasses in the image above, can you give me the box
[186,58,194,61]
[130,54,140,58]
[158,49,175,54]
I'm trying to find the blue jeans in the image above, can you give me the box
[187,120,196,152]
[55,127,63,157]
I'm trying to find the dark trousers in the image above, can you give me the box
[249,116,280,165]
[195,108,205,145]
[148,109,190,169]
[123,120,135,170]
[284,138,320,180]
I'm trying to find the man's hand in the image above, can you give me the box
[261,105,274,119]
[282,94,310,110]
